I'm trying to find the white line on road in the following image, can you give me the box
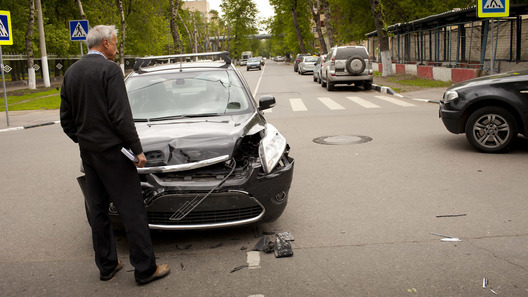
[374,95,416,107]
[290,98,308,111]
[346,96,380,108]
[317,97,345,110]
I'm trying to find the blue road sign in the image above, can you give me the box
[70,20,89,41]
[0,11,13,45]
[478,0,509,17]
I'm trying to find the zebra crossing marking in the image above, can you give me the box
[317,97,345,110]
[374,95,416,107]
[346,96,380,108]
[290,98,307,111]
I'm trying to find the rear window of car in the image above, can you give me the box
[335,47,368,59]
[303,56,318,62]
[126,69,251,120]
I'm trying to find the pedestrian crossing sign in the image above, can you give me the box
[0,11,13,45]
[478,0,509,17]
[69,20,89,41]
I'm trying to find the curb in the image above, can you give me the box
[0,120,60,133]
[372,83,440,104]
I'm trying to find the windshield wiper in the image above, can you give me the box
[182,113,222,118]
[146,115,185,121]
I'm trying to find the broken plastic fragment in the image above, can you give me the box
[440,237,461,242]
[274,236,293,258]
[252,236,275,253]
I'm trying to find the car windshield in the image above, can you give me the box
[304,57,318,62]
[126,69,251,120]
[248,58,260,62]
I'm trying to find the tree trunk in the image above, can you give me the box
[170,0,184,54]
[321,0,334,49]
[291,6,306,54]
[76,0,86,20]
[117,0,126,74]
[369,0,393,76]
[26,0,36,89]
[306,0,327,54]
[176,13,191,52]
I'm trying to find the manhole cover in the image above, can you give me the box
[313,135,372,145]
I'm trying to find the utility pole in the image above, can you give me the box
[35,0,50,87]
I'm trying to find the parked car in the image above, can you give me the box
[275,56,285,62]
[298,56,318,75]
[293,53,311,72]
[439,69,528,153]
[313,55,326,83]
[78,52,295,230]
[247,57,262,71]
[320,46,373,91]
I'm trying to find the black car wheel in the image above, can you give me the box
[364,83,372,90]
[326,78,335,91]
[346,56,366,75]
[465,106,518,153]
[321,75,327,87]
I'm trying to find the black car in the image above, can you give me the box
[439,69,528,153]
[78,52,294,230]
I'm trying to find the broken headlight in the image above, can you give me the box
[259,124,287,174]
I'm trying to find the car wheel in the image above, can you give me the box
[364,83,372,90]
[465,106,518,153]
[346,55,366,75]
[326,79,334,91]
[247,68,249,71]
[313,75,317,82]
[321,76,327,87]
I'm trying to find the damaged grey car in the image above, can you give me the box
[77,52,294,230]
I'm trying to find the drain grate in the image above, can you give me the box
[313,135,372,145]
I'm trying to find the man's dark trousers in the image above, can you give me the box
[80,145,157,279]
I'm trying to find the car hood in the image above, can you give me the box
[136,112,265,166]
[449,69,528,91]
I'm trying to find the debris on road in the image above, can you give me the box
[430,232,461,242]
[436,214,467,218]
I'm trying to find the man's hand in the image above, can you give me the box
[135,153,147,168]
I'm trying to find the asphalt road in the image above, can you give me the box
[1,61,528,296]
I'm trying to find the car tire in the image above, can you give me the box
[364,83,372,90]
[247,68,249,71]
[326,79,335,91]
[313,75,317,82]
[321,76,327,87]
[465,106,518,153]
[346,55,366,75]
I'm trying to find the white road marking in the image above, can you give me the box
[290,98,307,111]
[374,95,415,107]
[317,97,345,110]
[347,96,380,108]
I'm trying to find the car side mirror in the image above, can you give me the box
[258,95,276,111]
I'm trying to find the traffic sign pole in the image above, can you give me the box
[1,45,9,126]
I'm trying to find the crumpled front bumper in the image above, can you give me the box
[78,155,294,230]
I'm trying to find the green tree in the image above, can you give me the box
[220,0,259,59]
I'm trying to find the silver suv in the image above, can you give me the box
[321,46,373,91]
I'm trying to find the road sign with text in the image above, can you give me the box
[0,11,13,45]
[478,0,509,17]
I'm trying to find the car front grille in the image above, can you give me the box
[147,205,263,225]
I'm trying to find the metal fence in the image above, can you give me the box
[366,5,528,73]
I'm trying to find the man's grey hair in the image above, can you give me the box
[87,25,118,49]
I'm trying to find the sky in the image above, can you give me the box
[207,0,275,20]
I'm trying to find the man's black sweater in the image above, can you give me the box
[60,54,143,155]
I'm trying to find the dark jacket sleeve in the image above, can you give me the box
[106,67,143,155]
[59,80,78,143]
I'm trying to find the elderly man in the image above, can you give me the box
[60,25,169,285]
